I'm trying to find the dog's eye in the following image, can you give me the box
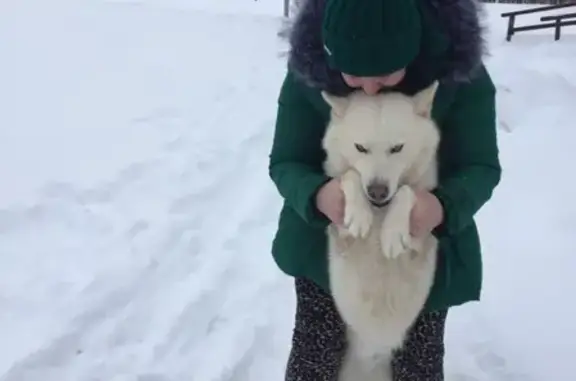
[355,143,369,154]
[389,144,404,154]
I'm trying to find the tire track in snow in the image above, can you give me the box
[6,117,277,380]
[104,105,279,381]
[203,148,288,380]
[150,123,278,374]
[85,121,277,379]
[1,104,277,380]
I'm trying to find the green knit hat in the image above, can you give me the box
[322,0,422,77]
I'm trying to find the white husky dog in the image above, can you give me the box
[321,81,441,381]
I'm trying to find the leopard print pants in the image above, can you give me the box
[285,278,448,381]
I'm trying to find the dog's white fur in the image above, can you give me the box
[321,81,441,381]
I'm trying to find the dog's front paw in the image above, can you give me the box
[380,186,415,259]
[380,214,411,259]
[340,170,373,239]
[343,196,373,239]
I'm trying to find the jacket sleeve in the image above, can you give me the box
[268,72,332,228]
[432,65,502,238]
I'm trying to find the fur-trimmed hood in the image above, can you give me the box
[281,0,488,95]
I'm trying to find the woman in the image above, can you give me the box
[268,0,502,379]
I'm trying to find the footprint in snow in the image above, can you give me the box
[451,342,534,381]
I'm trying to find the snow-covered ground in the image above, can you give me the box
[0,1,575,380]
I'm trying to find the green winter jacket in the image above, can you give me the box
[268,0,501,312]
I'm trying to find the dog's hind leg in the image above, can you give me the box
[339,350,392,381]
[339,330,393,381]
[379,353,394,381]
[338,346,363,381]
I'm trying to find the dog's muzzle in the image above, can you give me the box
[367,182,391,208]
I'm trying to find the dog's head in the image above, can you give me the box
[322,81,440,207]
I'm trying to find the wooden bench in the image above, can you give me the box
[501,2,576,41]
[540,12,576,40]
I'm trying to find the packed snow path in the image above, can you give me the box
[1,1,576,381]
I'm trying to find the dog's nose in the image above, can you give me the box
[367,182,389,203]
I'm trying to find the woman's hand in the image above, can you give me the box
[315,178,345,225]
[410,189,444,237]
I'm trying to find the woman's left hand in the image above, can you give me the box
[410,189,444,237]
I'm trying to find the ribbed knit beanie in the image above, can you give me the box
[322,0,422,76]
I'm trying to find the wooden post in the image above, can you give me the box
[506,14,515,41]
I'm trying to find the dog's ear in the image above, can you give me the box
[413,80,439,118]
[321,91,349,117]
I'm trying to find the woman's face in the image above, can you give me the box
[341,68,406,95]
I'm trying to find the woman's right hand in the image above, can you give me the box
[315,178,345,225]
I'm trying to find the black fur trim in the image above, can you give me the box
[428,0,488,82]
